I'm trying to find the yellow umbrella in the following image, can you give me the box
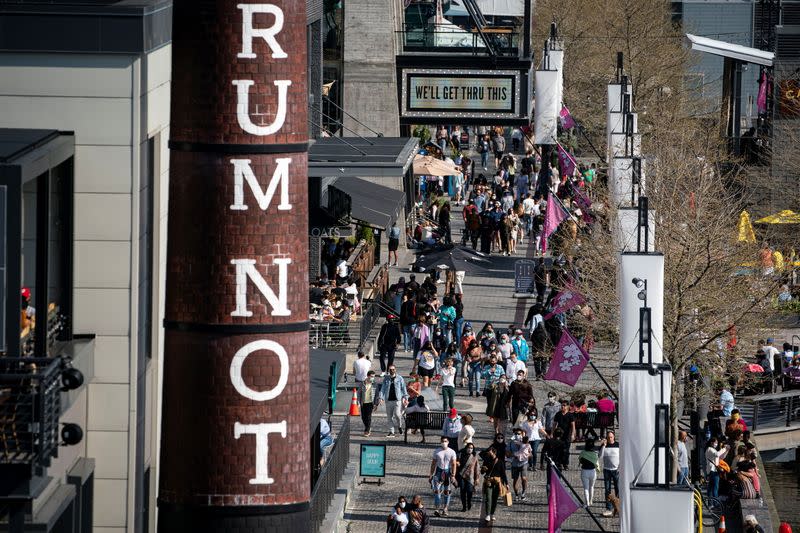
[737,210,756,243]
[754,209,800,224]
[413,154,462,177]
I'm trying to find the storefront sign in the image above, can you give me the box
[360,443,386,478]
[779,79,800,118]
[400,68,523,121]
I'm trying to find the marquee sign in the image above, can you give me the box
[400,68,523,120]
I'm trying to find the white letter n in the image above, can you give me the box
[230,158,292,211]
[231,258,291,317]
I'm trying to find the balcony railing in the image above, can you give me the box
[399,23,520,56]
[0,357,62,467]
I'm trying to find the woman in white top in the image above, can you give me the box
[387,503,408,533]
[458,414,475,450]
[441,358,457,412]
[521,413,546,471]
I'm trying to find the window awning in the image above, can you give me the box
[331,177,405,230]
[685,33,774,66]
[308,137,418,178]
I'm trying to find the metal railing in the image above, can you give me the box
[736,389,800,431]
[309,298,384,352]
[310,416,350,533]
[0,357,62,466]
[399,23,520,56]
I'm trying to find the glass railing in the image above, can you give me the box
[399,23,520,56]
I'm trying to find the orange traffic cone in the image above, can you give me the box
[348,388,361,416]
[718,515,726,533]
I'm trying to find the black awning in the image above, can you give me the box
[309,348,345,431]
[308,137,418,178]
[331,177,405,230]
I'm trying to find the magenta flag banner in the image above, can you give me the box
[557,144,577,178]
[543,328,590,386]
[548,465,581,533]
[571,182,594,224]
[757,71,768,114]
[540,192,570,252]
[559,105,577,129]
[544,289,586,320]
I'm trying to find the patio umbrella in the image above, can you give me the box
[755,210,800,224]
[413,154,463,177]
[414,245,491,275]
[737,211,756,243]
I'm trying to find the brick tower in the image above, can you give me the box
[158,1,310,530]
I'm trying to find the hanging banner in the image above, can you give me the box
[543,328,589,386]
[534,70,559,145]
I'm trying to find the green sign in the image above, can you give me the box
[359,444,386,478]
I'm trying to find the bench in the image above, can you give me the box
[574,411,616,439]
[403,410,448,444]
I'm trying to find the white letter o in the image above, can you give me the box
[229,339,289,401]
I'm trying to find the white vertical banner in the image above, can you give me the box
[609,132,641,158]
[619,368,673,533]
[629,488,694,533]
[615,207,656,253]
[550,48,564,109]
[618,252,664,365]
[534,69,559,145]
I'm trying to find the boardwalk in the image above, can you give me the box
[336,197,620,532]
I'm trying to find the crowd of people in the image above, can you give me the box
[354,126,628,532]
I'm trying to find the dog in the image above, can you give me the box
[606,493,620,517]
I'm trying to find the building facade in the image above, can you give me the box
[0,2,173,531]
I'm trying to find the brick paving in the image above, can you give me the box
[336,172,620,532]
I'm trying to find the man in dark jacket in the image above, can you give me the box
[508,370,534,425]
[407,494,431,533]
[378,315,402,376]
[400,296,418,352]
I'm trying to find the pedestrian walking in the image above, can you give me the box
[458,413,475,450]
[358,371,378,437]
[676,430,690,487]
[466,340,483,397]
[521,412,546,471]
[509,427,532,501]
[508,369,534,424]
[377,315,402,375]
[492,131,506,168]
[579,439,600,506]
[599,431,620,516]
[553,401,576,469]
[377,365,409,438]
[442,408,462,455]
[411,341,438,388]
[479,446,508,524]
[400,295,417,352]
[486,373,510,434]
[457,442,480,512]
[429,436,457,517]
[406,495,431,533]
[542,392,561,434]
[440,358,456,411]
[352,350,371,386]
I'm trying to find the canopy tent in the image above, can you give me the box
[413,154,463,176]
[685,33,774,67]
[413,245,491,274]
[737,210,756,243]
[444,0,525,17]
[755,210,800,224]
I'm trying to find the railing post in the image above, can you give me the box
[787,395,793,427]
[752,401,759,431]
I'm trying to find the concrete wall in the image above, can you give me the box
[0,45,171,533]
[342,0,401,136]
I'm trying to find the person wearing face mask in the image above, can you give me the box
[387,501,408,533]
[508,369,533,426]
[510,329,529,364]
[457,442,480,512]
[358,370,379,436]
[486,373,511,434]
[497,333,513,361]
[406,494,430,533]
[429,436,457,517]
[505,352,526,383]
[479,444,508,523]
[553,401,576,469]
[521,412,546,471]
[377,365,409,438]
[508,428,532,501]
[542,392,561,435]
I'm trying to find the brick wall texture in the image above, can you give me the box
[159,0,310,520]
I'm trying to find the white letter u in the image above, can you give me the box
[232,79,292,136]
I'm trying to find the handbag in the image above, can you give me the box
[504,491,513,507]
